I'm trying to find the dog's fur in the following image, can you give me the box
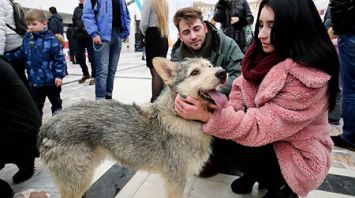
[39,58,227,198]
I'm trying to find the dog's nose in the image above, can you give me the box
[215,69,227,82]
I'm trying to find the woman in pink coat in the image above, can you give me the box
[175,0,339,197]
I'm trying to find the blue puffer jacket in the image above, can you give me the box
[82,0,130,42]
[4,30,67,87]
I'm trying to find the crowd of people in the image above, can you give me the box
[0,0,354,197]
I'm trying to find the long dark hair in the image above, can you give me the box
[254,0,339,110]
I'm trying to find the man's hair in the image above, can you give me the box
[25,9,47,22]
[49,6,57,14]
[173,7,204,31]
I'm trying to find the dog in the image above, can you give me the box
[39,57,227,198]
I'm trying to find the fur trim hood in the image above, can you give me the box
[203,59,333,196]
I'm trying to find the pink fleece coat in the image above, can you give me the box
[203,59,333,196]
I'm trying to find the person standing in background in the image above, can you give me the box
[66,24,78,64]
[82,0,130,100]
[4,9,67,118]
[73,0,96,85]
[213,0,254,53]
[323,3,342,126]
[140,0,169,102]
[48,6,64,35]
[0,0,30,90]
[330,0,355,151]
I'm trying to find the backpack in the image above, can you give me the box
[6,0,27,36]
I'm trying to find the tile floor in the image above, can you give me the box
[1,50,354,198]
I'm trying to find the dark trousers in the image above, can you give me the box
[212,138,286,191]
[30,86,62,118]
[75,37,96,78]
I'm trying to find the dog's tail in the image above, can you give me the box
[39,121,102,198]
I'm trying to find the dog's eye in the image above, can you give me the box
[190,69,200,76]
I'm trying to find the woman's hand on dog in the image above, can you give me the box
[175,93,209,123]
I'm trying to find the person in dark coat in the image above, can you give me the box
[72,0,96,85]
[0,59,41,197]
[48,6,64,35]
[330,0,355,151]
[213,0,254,53]
[66,24,78,64]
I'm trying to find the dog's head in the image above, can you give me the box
[153,57,227,111]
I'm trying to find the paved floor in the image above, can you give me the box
[1,50,354,198]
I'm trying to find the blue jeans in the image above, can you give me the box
[338,33,355,145]
[94,27,122,100]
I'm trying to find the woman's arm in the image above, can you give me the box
[203,80,329,147]
[139,0,152,36]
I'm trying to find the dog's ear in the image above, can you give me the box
[153,57,181,87]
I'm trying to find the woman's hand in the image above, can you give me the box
[175,93,209,122]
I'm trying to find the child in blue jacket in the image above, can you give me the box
[5,9,67,118]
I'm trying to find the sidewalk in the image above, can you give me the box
[1,50,354,198]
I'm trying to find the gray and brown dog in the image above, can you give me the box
[39,58,227,198]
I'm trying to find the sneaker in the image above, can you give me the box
[78,75,90,84]
[89,78,95,85]
[331,135,355,151]
[231,174,257,194]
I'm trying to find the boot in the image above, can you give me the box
[198,155,219,178]
[0,179,13,198]
[231,174,257,194]
[89,78,95,85]
[13,158,35,184]
[78,75,90,84]
[262,185,298,198]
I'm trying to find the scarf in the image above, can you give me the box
[242,42,286,84]
[180,30,213,59]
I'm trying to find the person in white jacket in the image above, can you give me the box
[139,0,169,102]
[0,0,29,89]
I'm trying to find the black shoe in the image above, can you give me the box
[263,185,298,198]
[105,95,112,100]
[13,158,36,184]
[78,75,91,83]
[231,174,256,194]
[0,179,14,198]
[198,156,219,178]
[331,135,355,151]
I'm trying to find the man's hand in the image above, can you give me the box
[175,93,209,122]
[93,35,102,45]
[230,17,240,25]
